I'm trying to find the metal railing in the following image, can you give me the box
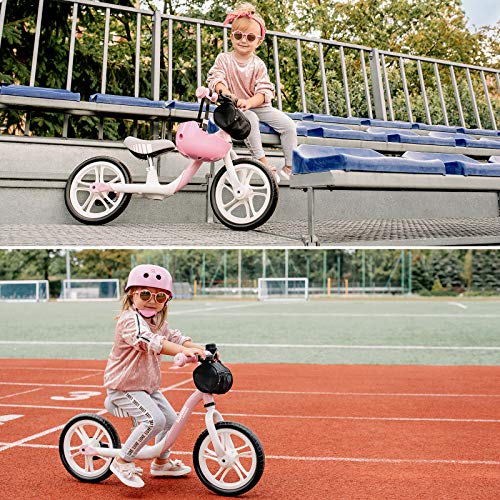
[1,0,499,130]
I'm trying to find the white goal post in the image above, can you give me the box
[0,280,50,302]
[257,277,309,301]
[60,279,120,301]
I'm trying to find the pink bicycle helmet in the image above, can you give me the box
[125,264,173,294]
[176,121,231,162]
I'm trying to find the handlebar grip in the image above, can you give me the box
[173,350,212,367]
[195,86,218,102]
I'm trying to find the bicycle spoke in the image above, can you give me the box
[233,460,250,480]
[223,196,240,211]
[99,193,118,210]
[75,426,90,444]
[212,466,225,480]
[85,455,95,473]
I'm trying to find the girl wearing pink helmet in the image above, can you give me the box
[103,264,205,488]
[207,2,298,183]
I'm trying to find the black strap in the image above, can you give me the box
[196,94,212,131]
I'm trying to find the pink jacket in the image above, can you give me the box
[207,52,275,107]
[104,310,191,394]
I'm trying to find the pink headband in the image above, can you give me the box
[223,11,266,38]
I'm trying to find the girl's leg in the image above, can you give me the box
[108,390,167,462]
[243,110,277,178]
[252,107,298,172]
[149,391,178,461]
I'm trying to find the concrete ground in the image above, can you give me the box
[2,217,500,247]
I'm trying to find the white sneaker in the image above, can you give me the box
[110,459,145,488]
[277,165,291,181]
[150,458,191,477]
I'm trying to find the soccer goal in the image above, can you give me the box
[257,278,309,301]
[0,280,50,302]
[60,279,120,301]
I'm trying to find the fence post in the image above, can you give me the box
[151,10,161,101]
[369,48,387,121]
[0,0,9,50]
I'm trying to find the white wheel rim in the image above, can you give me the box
[62,419,114,479]
[69,161,127,219]
[215,164,272,225]
[198,428,257,491]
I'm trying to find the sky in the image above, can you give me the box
[461,0,500,28]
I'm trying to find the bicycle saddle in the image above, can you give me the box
[124,137,176,160]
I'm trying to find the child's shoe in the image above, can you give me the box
[150,458,191,477]
[110,459,145,488]
[277,165,292,181]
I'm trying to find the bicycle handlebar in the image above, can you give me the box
[174,350,213,367]
[196,86,218,102]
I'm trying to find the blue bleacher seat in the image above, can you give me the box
[367,127,456,146]
[403,151,500,176]
[89,94,166,107]
[301,114,365,125]
[287,112,306,120]
[456,127,500,137]
[362,118,413,129]
[304,124,386,141]
[411,123,460,133]
[292,144,446,175]
[429,131,500,149]
[489,156,500,163]
[167,100,216,112]
[0,84,80,101]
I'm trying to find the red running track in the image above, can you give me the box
[0,359,499,499]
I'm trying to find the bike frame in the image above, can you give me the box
[81,389,226,460]
[89,130,242,201]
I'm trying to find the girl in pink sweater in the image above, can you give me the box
[207,2,297,183]
[104,264,205,488]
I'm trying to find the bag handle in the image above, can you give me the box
[196,94,213,131]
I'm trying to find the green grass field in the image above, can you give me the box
[1,297,499,365]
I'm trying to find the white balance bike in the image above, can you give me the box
[58,345,265,496]
[64,88,278,230]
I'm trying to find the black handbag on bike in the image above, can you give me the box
[193,359,233,395]
[213,95,251,141]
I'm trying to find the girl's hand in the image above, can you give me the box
[236,98,251,111]
[183,347,205,360]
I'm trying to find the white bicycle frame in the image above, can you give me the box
[81,389,231,462]
[89,125,244,201]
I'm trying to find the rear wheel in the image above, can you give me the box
[59,413,120,483]
[65,157,132,224]
[210,158,278,231]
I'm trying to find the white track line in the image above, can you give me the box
[1,382,499,398]
[1,341,499,350]
[448,302,468,309]
[0,388,42,400]
[182,312,500,318]
[0,403,498,423]
[0,442,498,466]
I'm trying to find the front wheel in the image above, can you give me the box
[64,156,132,224]
[59,413,121,483]
[210,158,278,231]
[193,421,265,496]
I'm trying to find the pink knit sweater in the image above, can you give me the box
[104,310,191,394]
[207,51,275,107]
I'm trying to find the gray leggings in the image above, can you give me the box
[107,389,177,462]
[243,106,298,166]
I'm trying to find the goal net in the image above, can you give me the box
[60,279,120,301]
[257,278,309,301]
[0,280,49,302]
